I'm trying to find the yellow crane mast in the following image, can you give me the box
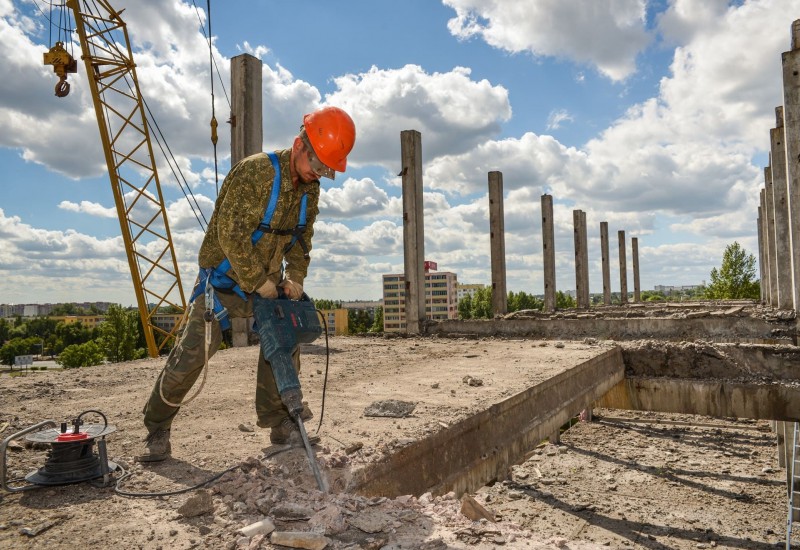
[44,0,186,357]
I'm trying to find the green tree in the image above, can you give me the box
[347,309,372,334]
[57,341,106,369]
[97,304,144,362]
[370,306,384,332]
[705,241,760,299]
[556,291,576,309]
[0,337,41,366]
[314,299,342,310]
[50,303,85,316]
[458,294,473,319]
[508,291,543,312]
[471,287,492,319]
[53,321,95,354]
[640,290,666,302]
[0,318,10,344]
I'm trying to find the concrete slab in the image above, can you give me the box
[309,339,624,497]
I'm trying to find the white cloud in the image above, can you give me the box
[58,200,117,218]
[319,178,398,218]
[546,109,573,130]
[443,0,650,81]
[326,64,511,168]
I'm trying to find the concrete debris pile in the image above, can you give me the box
[199,448,604,549]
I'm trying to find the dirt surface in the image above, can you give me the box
[0,336,790,549]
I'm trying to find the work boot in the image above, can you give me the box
[269,417,320,446]
[135,429,171,462]
[300,401,314,421]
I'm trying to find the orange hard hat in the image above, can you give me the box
[303,107,356,172]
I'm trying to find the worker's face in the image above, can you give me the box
[292,138,319,184]
[301,136,335,181]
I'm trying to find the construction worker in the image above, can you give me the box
[136,106,356,462]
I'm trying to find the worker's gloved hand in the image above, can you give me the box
[256,279,278,299]
[279,278,303,300]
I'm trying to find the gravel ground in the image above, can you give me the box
[0,336,792,549]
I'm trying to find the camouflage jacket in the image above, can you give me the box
[198,149,320,293]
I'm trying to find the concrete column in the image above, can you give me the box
[765,167,779,306]
[770,107,793,309]
[783,21,800,310]
[632,237,641,302]
[489,172,507,316]
[757,206,765,303]
[580,211,590,307]
[573,210,588,309]
[541,195,556,312]
[401,130,426,334]
[600,222,611,306]
[760,189,773,305]
[230,53,263,348]
[618,230,628,304]
[230,54,263,165]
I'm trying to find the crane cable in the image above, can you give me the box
[192,0,231,198]
[206,0,220,197]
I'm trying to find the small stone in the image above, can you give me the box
[270,531,331,550]
[239,518,275,537]
[460,494,496,522]
[363,399,416,418]
[431,383,439,389]
[345,442,363,454]
[309,505,347,535]
[555,342,565,348]
[178,490,214,518]
[238,423,255,433]
[271,503,314,520]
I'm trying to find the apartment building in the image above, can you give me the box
[456,283,484,301]
[382,264,458,333]
[313,309,347,335]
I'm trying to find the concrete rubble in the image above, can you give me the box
[205,451,608,549]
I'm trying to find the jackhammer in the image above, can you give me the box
[251,291,328,492]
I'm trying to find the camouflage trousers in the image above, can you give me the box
[142,287,300,434]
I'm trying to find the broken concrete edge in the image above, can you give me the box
[619,340,800,382]
[424,317,797,342]
[346,347,624,499]
[598,377,800,422]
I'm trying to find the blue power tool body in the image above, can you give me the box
[252,292,322,416]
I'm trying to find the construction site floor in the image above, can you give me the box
[0,335,788,549]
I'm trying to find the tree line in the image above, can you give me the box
[0,304,146,368]
[1,242,759,357]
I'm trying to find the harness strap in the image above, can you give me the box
[189,269,232,330]
[191,151,310,311]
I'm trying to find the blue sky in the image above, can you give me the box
[0,0,794,305]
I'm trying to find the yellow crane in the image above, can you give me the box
[43,0,187,357]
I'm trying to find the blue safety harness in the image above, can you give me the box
[190,152,309,329]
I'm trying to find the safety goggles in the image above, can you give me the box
[301,135,335,180]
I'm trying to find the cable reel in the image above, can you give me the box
[1,410,117,493]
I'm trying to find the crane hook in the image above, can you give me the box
[43,41,77,98]
[55,77,71,97]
